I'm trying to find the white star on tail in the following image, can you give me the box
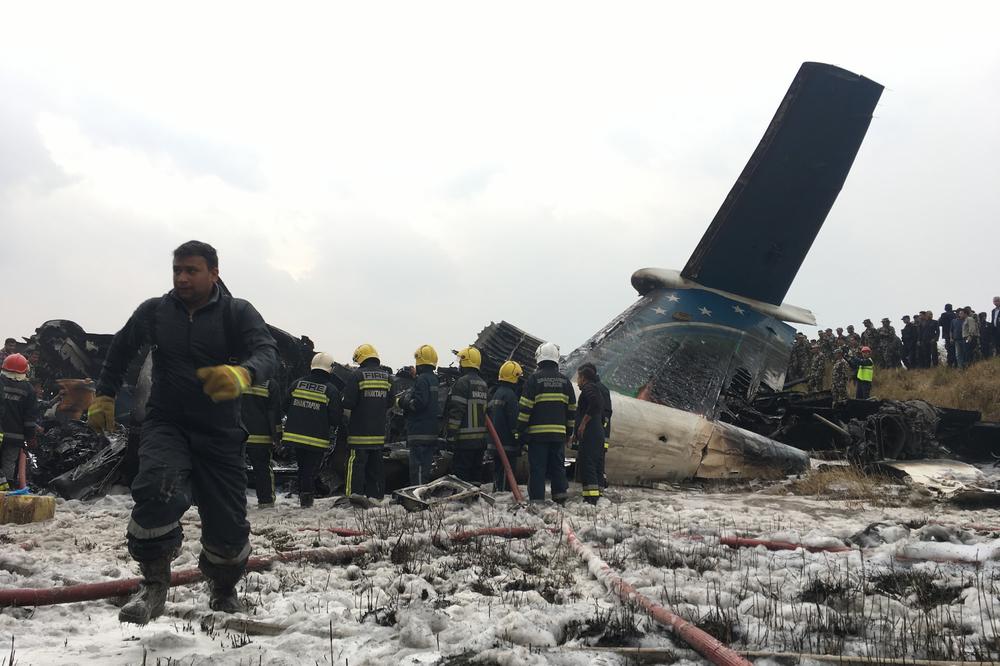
[653,307,667,315]
[699,306,712,317]
[666,294,680,303]
[733,305,746,315]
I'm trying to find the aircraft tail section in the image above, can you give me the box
[681,62,883,305]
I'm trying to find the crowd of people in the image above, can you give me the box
[786,300,1000,403]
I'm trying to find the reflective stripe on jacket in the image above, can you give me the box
[517,362,576,443]
[341,359,391,447]
[241,379,280,445]
[446,368,488,449]
[283,370,342,449]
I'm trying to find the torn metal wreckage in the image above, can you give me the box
[11,62,1000,502]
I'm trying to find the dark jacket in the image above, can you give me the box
[517,361,576,443]
[850,356,875,383]
[940,310,957,341]
[594,375,613,447]
[399,365,440,443]
[488,382,520,453]
[241,379,281,444]
[446,367,489,449]
[341,358,391,447]
[575,381,605,447]
[1,375,39,443]
[283,369,342,449]
[950,317,964,343]
[96,287,278,435]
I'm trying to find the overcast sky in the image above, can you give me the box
[1,2,998,367]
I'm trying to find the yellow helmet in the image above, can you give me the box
[414,344,438,367]
[353,343,379,365]
[498,360,523,383]
[456,346,482,369]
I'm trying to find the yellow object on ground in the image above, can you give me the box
[0,493,56,525]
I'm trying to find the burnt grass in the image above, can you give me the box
[870,569,965,611]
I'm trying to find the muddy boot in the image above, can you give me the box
[118,556,172,625]
[208,580,242,614]
[299,492,314,508]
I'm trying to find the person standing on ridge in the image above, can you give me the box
[444,347,489,483]
[399,345,441,486]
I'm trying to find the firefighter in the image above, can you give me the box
[241,376,281,507]
[283,352,342,508]
[578,362,612,488]
[488,360,522,492]
[88,240,279,624]
[0,354,39,491]
[398,344,440,485]
[445,347,489,483]
[517,342,575,505]
[573,363,605,505]
[342,344,391,500]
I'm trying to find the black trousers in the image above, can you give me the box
[597,440,608,488]
[408,441,437,486]
[492,449,520,492]
[295,445,325,496]
[856,380,872,399]
[128,419,249,586]
[452,446,485,483]
[346,447,384,499]
[577,423,604,504]
[246,444,275,504]
[527,439,568,502]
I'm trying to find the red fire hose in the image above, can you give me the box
[486,415,524,503]
[0,543,371,608]
[719,536,854,554]
[563,521,751,666]
[449,527,536,542]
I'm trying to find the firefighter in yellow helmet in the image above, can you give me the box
[397,344,441,484]
[488,360,523,492]
[444,346,489,482]
[341,344,391,499]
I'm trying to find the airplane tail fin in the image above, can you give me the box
[681,62,883,305]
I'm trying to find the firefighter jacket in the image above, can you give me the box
[241,379,281,445]
[1,375,39,445]
[516,361,576,444]
[445,367,488,449]
[341,359,391,448]
[95,286,278,435]
[594,375,612,450]
[488,382,520,453]
[399,364,440,444]
[282,369,342,449]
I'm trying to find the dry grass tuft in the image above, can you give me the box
[874,356,1000,420]
[787,466,893,500]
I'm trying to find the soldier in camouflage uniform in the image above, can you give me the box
[820,329,837,361]
[788,332,809,379]
[807,344,826,392]
[877,318,901,368]
[831,348,851,405]
[860,319,880,365]
[845,325,862,352]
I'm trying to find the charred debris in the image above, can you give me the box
[12,318,1000,501]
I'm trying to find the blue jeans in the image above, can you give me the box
[956,339,968,369]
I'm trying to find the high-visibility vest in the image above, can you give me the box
[856,363,874,382]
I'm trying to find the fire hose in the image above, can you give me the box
[562,520,751,666]
[0,543,371,608]
[486,415,524,503]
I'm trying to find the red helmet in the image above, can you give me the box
[2,353,29,374]
[860,346,872,354]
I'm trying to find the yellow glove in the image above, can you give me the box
[87,395,117,433]
[196,365,251,402]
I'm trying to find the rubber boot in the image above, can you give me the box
[118,556,172,625]
[300,492,314,508]
[208,579,242,613]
